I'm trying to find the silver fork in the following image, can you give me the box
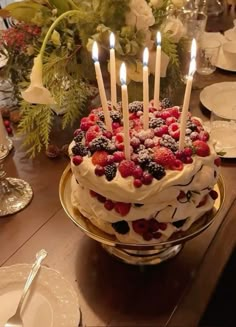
[4,249,48,327]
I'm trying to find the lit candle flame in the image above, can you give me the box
[120,62,126,85]
[156,31,161,46]
[92,41,98,62]
[110,32,115,49]
[143,47,149,67]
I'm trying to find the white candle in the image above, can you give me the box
[143,47,149,130]
[120,63,130,160]
[154,31,161,109]
[92,41,112,131]
[179,39,197,150]
[109,32,117,109]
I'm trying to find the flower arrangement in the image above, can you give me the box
[0,0,186,157]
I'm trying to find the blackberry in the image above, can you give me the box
[149,117,165,129]
[128,101,143,113]
[160,135,178,152]
[110,110,121,122]
[72,144,88,156]
[89,136,110,153]
[147,162,166,180]
[161,98,172,109]
[112,220,130,234]
[98,111,105,122]
[96,120,106,130]
[173,219,187,228]
[104,164,117,181]
[74,131,84,143]
[186,120,197,131]
[137,149,152,167]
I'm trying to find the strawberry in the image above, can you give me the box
[168,122,180,140]
[153,147,176,168]
[118,160,135,178]
[92,151,108,166]
[193,140,210,157]
[114,202,131,216]
[132,219,149,234]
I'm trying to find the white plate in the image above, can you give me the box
[0,264,80,327]
[200,82,236,119]
[216,46,236,72]
[210,120,236,158]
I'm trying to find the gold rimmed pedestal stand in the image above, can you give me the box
[59,165,225,265]
[0,145,33,217]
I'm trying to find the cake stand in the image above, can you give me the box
[59,165,225,265]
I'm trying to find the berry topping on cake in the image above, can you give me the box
[114,202,131,216]
[118,160,135,177]
[160,134,178,152]
[129,101,143,113]
[153,147,176,169]
[112,220,130,234]
[149,117,165,128]
[104,200,115,211]
[104,164,117,181]
[72,155,83,166]
[193,140,210,157]
[147,162,166,180]
[214,157,221,167]
[168,122,180,140]
[92,151,108,166]
[72,144,88,156]
[161,98,172,109]
[132,219,149,234]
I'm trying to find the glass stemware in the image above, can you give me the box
[0,145,33,217]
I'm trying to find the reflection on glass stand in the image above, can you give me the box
[0,145,33,217]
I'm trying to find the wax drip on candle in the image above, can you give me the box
[143,47,149,130]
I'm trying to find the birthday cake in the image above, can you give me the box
[69,100,220,244]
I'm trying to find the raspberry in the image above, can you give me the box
[133,179,142,188]
[144,138,155,148]
[185,156,193,164]
[169,107,181,119]
[154,125,168,137]
[168,122,180,140]
[159,110,171,120]
[165,117,177,126]
[113,151,125,162]
[209,190,218,200]
[103,130,112,139]
[118,160,135,178]
[214,157,221,167]
[183,147,193,157]
[132,219,149,234]
[133,166,143,179]
[104,200,115,211]
[95,165,105,176]
[115,133,124,143]
[114,202,131,216]
[191,118,202,127]
[130,137,141,149]
[80,118,93,131]
[72,155,83,166]
[4,120,10,127]
[88,113,99,122]
[153,147,176,168]
[92,151,108,166]
[104,164,117,181]
[190,131,199,141]
[198,131,209,142]
[193,140,210,157]
[112,220,130,234]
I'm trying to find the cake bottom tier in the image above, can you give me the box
[71,177,216,244]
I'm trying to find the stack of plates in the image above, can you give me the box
[200,82,236,158]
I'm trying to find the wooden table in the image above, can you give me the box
[1,15,236,327]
